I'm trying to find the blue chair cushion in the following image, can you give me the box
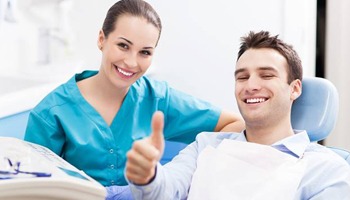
[291,77,339,142]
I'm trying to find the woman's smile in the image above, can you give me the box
[114,64,136,78]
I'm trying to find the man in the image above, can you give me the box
[125,31,350,199]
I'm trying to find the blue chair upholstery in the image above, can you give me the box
[328,147,350,164]
[0,110,30,139]
[291,77,350,164]
[161,140,187,165]
[291,77,339,142]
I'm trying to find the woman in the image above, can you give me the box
[24,0,244,187]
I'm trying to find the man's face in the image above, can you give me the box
[234,48,301,127]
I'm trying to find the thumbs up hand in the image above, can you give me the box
[149,111,165,157]
[126,111,165,185]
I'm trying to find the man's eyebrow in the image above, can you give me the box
[258,66,278,72]
[119,37,155,49]
[234,68,246,76]
[235,66,278,76]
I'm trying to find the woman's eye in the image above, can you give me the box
[118,43,128,50]
[140,50,152,56]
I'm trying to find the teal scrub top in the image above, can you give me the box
[24,70,221,186]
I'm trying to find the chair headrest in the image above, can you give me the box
[291,77,339,142]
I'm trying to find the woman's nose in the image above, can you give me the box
[124,52,138,68]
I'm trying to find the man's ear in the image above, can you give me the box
[97,30,105,51]
[290,79,302,100]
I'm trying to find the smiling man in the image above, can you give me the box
[125,31,350,200]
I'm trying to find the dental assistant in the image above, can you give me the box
[24,0,244,187]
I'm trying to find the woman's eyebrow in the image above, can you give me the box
[119,37,133,45]
[119,37,155,49]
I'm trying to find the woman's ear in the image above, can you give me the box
[290,79,302,101]
[97,30,105,50]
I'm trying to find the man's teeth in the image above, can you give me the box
[246,98,266,103]
[117,67,133,76]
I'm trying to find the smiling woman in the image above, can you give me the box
[23,0,244,188]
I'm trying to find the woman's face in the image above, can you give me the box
[98,14,160,89]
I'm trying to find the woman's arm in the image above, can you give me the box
[214,110,245,132]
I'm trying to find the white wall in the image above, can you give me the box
[325,0,350,150]
[69,0,116,70]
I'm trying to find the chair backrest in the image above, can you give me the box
[0,110,30,139]
[291,77,350,164]
[161,140,187,165]
[291,77,338,142]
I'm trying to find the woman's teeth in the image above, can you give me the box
[117,67,134,77]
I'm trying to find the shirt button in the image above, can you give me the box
[110,164,114,169]
[109,149,114,154]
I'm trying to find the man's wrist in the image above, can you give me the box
[131,165,157,186]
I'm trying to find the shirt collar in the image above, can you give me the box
[272,130,310,158]
[236,132,248,142]
[237,130,310,158]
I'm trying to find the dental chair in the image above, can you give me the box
[291,76,350,164]
[161,76,350,164]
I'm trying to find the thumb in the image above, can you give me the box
[150,111,165,155]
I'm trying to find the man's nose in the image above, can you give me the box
[246,77,261,91]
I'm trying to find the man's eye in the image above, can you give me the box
[236,76,248,80]
[262,74,274,79]
[118,43,128,49]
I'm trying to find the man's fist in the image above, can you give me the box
[125,111,165,185]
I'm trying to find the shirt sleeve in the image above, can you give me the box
[162,87,221,144]
[24,110,65,156]
[105,185,133,200]
[307,161,350,200]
